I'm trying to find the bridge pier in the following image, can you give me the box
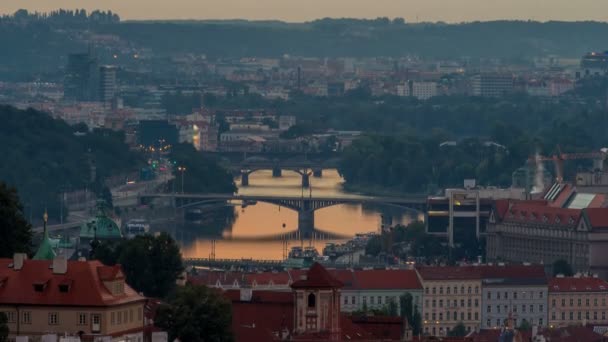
[241,172,249,186]
[301,173,310,188]
[272,166,282,177]
[298,210,315,239]
[313,168,323,178]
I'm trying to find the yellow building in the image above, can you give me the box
[417,266,483,337]
[548,276,608,327]
[0,254,147,341]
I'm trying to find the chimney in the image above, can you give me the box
[240,287,253,302]
[52,255,68,275]
[13,253,27,270]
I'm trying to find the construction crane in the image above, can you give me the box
[529,148,607,183]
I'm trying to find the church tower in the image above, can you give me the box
[291,263,342,339]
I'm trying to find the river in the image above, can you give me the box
[176,169,421,260]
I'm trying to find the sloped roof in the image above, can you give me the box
[416,266,483,281]
[33,230,57,261]
[0,258,145,307]
[353,269,422,290]
[584,208,608,229]
[291,263,343,289]
[479,264,547,282]
[502,201,581,227]
[549,277,608,293]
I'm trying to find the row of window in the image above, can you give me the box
[487,291,544,300]
[1,311,101,327]
[425,286,479,295]
[487,304,543,314]
[552,298,607,308]
[426,298,479,309]
[342,295,418,307]
[551,311,607,321]
[425,311,479,322]
[110,308,143,326]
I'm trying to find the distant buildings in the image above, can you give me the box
[411,81,438,100]
[64,52,99,102]
[486,187,608,277]
[471,73,513,97]
[548,276,608,327]
[417,266,482,336]
[99,65,118,107]
[0,254,147,341]
[581,51,608,77]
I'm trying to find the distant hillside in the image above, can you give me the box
[1,16,608,79]
[0,105,144,221]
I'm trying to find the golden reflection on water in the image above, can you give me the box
[179,169,418,260]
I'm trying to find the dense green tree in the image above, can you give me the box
[518,319,532,331]
[94,233,183,298]
[365,235,383,257]
[155,284,233,342]
[399,294,422,335]
[0,182,32,257]
[448,322,468,337]
[0,106,143,222]
[552,259,574,277]
[0,312,8,342]
[169,143,236,194]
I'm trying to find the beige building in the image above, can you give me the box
[0,254,147,341]
[417,266,483,337]
[548,276,608,327]
[486,199,608,278]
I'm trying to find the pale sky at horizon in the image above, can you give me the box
[1,0,607,23]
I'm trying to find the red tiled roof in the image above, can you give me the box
[248,272,291,287]
[353,269,422,290]
[503,201,581,227]
[227,291,294,342]
[0,258,145,307]
[416,266,483,280]
[549,277,608,293]
[291,263,343,289]
[584,208,608,229]
[97,264,125,281]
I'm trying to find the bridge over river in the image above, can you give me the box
[140,193,427,238]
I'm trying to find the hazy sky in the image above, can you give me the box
[1,0,607,22]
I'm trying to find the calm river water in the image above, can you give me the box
[176,169,420,260]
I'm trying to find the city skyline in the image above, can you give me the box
[1,0,608,23]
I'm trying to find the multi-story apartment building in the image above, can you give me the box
[339,269,422,315]
[481,265,548,329]
[0,254,147,341]
[486,199,608,278]
[548,276,608,327]
[417,266,483,337]
[411,81,438,100]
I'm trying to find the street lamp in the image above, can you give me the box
[177,166,187,194]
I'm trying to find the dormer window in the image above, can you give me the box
[33,280,49,292]
[555,216,561,224]
[542,215,548,223]
[0,276,7,288]
[58,279,73,293]
[569,217,575,224]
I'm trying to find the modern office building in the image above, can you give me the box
[471,73,513,97]
[64,52,99,102]
[99,65,118,106]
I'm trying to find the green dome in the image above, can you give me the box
[80,202,122,241]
